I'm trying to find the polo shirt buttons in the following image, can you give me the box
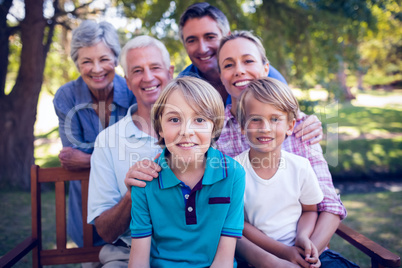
[185,194,189,199]
[188,206,193,212]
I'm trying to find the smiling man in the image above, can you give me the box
[178,2,287,104]
[87,35,173,266]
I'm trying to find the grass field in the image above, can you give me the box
[1,187,401,267]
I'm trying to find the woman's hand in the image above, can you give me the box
[294,113,323,145]
[58,147,91,170]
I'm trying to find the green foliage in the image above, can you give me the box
[113,0,401,98]
[359,1,402,86]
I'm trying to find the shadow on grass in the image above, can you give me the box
[336,105,402,134]
[326,138,402,181]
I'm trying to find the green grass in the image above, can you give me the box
[330,191,402,267]
[1,188,401,267]
[0,188,79,267]
[311,92,402,180]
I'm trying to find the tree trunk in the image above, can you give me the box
[357,70,364,91]
[0,0,48,190]
[337,60,355,101]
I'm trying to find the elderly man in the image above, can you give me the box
[87,35,173,266]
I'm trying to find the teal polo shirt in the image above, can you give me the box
[130,147,245,267]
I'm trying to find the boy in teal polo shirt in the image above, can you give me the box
[128,77,245,268]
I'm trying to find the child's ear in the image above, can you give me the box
[287,118,296,136]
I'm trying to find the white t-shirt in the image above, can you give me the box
[234,149,323,246]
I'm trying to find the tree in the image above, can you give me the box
[0,0,54,190]
[0,0,104,190]
[119,0,384,100]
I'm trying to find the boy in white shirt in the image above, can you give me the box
[234,77,323,268]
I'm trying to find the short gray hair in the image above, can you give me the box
[179,2,230,43]
[119,35,171,76]
[70,20,120,67]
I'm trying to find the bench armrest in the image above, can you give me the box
[0,237,38,268]
[336,223,400,267]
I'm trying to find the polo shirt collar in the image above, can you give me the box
[119,104,147,139]
[157,147,228,190]
[112,74,133,109]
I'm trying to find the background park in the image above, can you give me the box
[0,0,401,267]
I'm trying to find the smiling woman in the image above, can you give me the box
[52,20,136,250]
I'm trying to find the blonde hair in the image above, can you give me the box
[237,77,299,129]
[218,30,269,72]
[151,77,224,146]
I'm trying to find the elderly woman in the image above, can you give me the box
[53,20,136,248]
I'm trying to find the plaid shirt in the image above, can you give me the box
[215,105,347,219]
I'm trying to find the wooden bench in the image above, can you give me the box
[0,165,102,268]
[0,165,400,267]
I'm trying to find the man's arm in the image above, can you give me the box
[94,190,132,243]
[88,133,131,243]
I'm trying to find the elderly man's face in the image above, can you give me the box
[182,16,223,77]
[125,46,174,108]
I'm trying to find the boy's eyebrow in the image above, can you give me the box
[163,110,180,116]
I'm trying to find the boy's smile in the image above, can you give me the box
[243,94,295,156]
[159,90,213,166]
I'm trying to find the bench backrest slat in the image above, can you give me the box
[30,165,101,267]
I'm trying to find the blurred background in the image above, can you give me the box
[1,0,401,267]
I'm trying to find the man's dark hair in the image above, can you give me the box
[179,2,230,43]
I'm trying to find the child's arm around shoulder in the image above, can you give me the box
[128,237,151,268]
